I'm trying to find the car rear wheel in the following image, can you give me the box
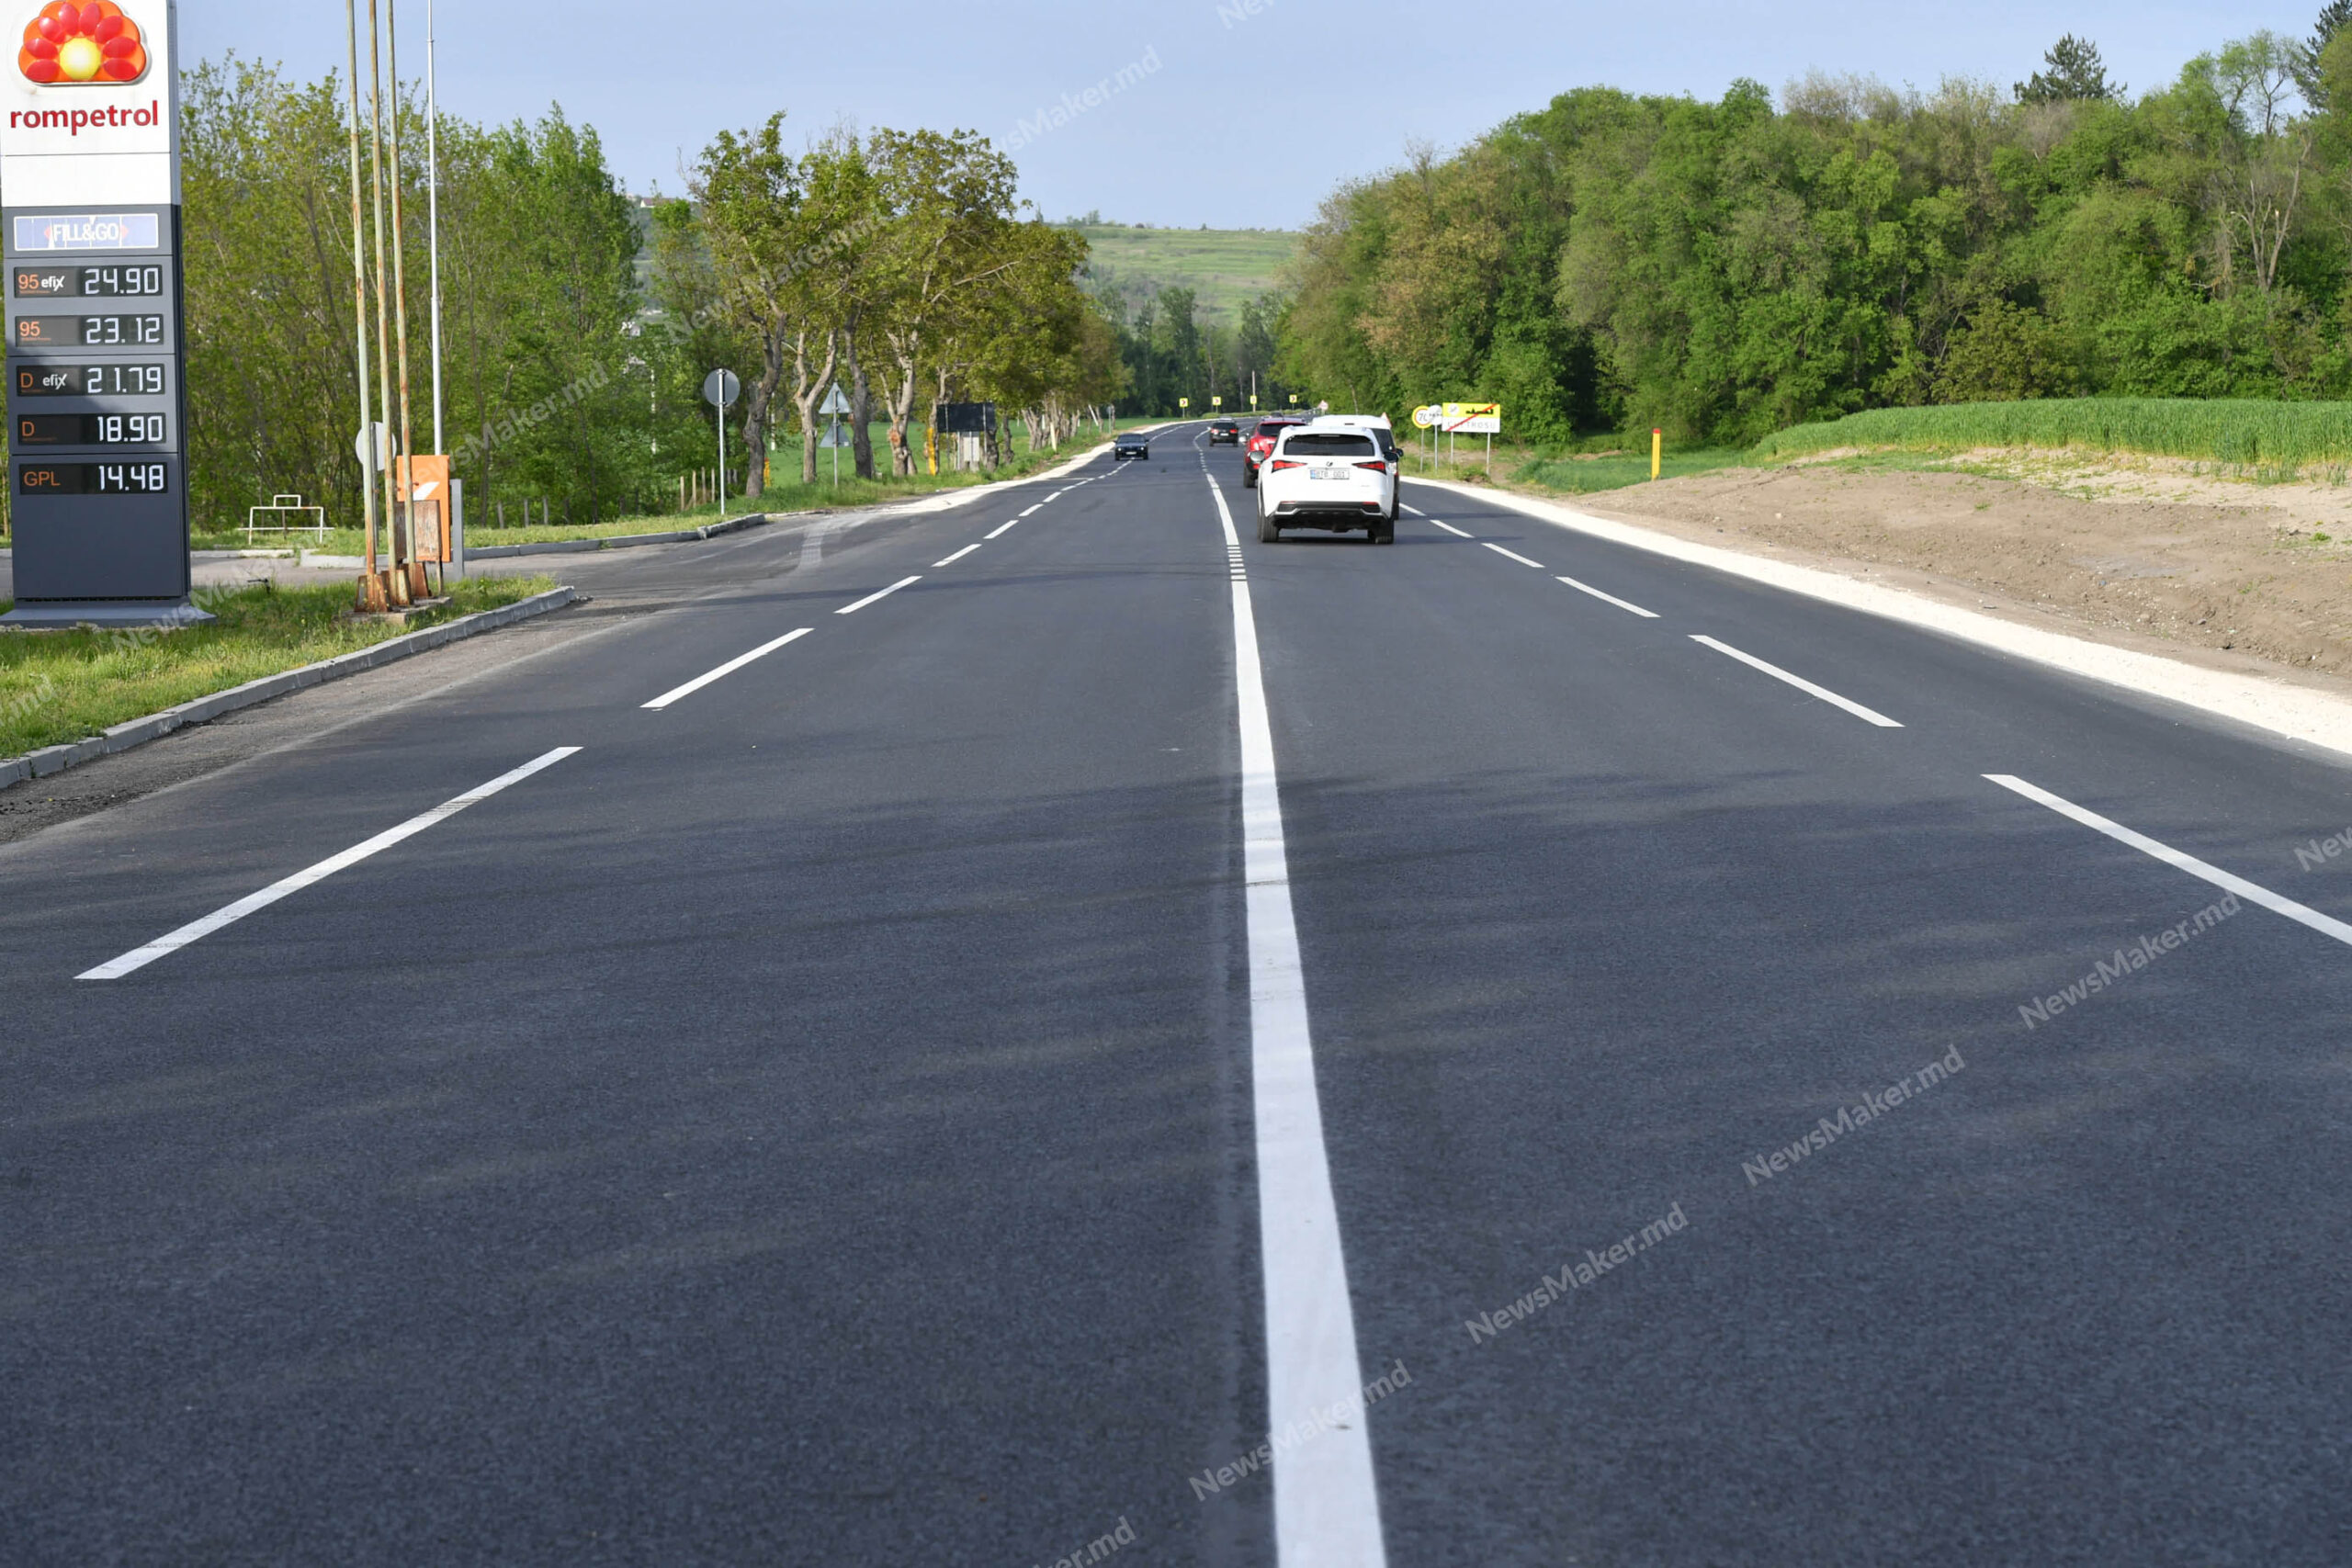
[1242,465,1256,489]
[1258,509,1281,544]
[1370,518,1395,545]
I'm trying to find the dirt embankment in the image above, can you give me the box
[1560,456,2352,690]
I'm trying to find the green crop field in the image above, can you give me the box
[1071,222,1299,325]
[1753,399,2352,479]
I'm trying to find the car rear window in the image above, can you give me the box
[1281,433,1377,457]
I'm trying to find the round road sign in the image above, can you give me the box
[702,369,741,409]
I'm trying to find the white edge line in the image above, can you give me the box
[836,575,922,615]
[933,543,982,568]
[78,747,582,980]
[1429,519,1472,538]
[1690,635,1904,727]
[1556,575,1660,618]
[1481,543,1545,570]
[985,519,1020,539]
[1204,479,1389,1565]
[1984,774,2352,948]
[642,626,813,710]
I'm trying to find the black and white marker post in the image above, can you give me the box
[0,1,198,627]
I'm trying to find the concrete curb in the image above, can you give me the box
[0,584,579,792]
[294,512,796,570]
[1406,474,2352,764]
[470,510,783,559]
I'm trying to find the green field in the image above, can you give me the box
[1753,399,2352,479]
[1072,222,1298,325]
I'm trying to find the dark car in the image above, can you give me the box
[1114,431,1150,461]
[1207,418,1241,446]
[1242,416,1307,488]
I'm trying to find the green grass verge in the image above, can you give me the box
[1511,447,1749,494]
[1751,398,2352,479]
[192,423,1148,554]
[0,574,557,759]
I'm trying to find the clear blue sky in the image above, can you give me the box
[188,1,2323,230]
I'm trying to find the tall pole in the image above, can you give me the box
[385,0,418,583]
[425,0,445,457]
[717,402,726,512]
[366,0,401,600]
[343,0,379,588]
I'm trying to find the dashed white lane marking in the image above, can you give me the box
[933,543,982,568]
[1482,543,1545,570]
[1400,503,1426,516]
[1556,575,1660,618]
[836,576,922,615]
[1020,502,1044,516]
[1429,520,1472,538]
[985,518,1021,539]
[643,626,814,710]
[1046,491,1064,502]
[1690,635,1904,728]
[1203,476,1390,1566]
[78,748,582,980]
[1984,775,2352,948]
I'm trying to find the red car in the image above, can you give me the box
[1241,417,1307,488]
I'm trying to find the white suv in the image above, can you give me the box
[1255,422,1396,544]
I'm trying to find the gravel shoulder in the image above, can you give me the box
[1554,455,2352,699]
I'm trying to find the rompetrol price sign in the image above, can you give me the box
[0,0,191,626]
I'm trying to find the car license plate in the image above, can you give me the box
[1310,466,1343,480]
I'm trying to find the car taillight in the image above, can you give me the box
[1269,459,1302,471]
[1355,460,1388,473]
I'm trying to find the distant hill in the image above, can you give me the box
[1069,221,1299,327]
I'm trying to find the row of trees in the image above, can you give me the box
[1093,284,1293,416]
[654,117,1125,497]
[180,56,656,534]
[1274,13,2352,444]
[166,62,1128,534]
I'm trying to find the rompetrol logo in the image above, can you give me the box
[17,2,147,85]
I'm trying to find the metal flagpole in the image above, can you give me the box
[385,0,419,592]
[425,0,444,457]
[344,0,379,602]
[366,0,400,604]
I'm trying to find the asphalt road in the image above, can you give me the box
[5,427,2351,1565]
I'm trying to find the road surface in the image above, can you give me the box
[6,426,2350,1564]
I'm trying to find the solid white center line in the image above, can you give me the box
[1984,774,2352,947]
[1019,502,1044,516]
[1482,542,1545,569]
[836,576,922,615]
[933,543,981,567]
[78,747,582,980]
[1690,635,1903,727]
[985,518,1021,539]
[1204,476,1389,1567]
[642,627,813,710]
[1429,519,1472,538]
[1556,575,1660,618]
